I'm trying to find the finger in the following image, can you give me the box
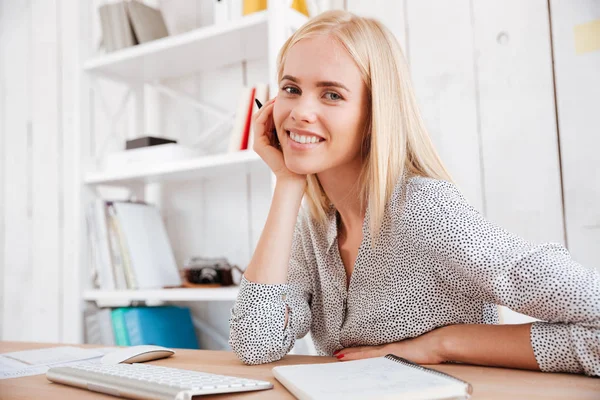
[338,348,385,362]
[335,346,366,355]
[254,101,275,126]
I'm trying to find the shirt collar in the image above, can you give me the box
[325,204,338,253]
[323,170,409,252]
[324,201,372,253]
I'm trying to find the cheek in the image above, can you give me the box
[330,111,365,147]
[272,104,284,129]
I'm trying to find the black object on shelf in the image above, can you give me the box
[126,136,177,150]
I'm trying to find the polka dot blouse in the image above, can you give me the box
[229,176,600,376]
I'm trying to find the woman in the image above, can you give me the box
[229,10,599,376]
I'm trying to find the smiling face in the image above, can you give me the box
[273,34,370,176]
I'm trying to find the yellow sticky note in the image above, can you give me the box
[574,19,600,55]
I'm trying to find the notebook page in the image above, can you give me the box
[0,347,111,380]
[273,357,468,400]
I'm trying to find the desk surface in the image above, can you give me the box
[1,341,598,399]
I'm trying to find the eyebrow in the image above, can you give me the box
[281,75,351,92]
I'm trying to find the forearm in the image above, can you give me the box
[244,179,305,284]
[439,323,539,371]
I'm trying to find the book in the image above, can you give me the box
[111,202,182,289]
[272,354,472,400]
[97,1,168,54]
[243,0,267,16]
[228,86,255,152]
[291,0,310,16]
[111,308,131,346]
[98,4,115,52]
[93,199,116,290]
[106,203,129,290]
[125,0,169,44]
[85,309,116,346]
[239,87,256,151]
[104,143,202,172]
[122,306,199,349]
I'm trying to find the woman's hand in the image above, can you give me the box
[252,98,305,184]
[333,328,447,365]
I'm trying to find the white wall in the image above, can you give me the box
[1,0,81,342]
[1,0,598,344]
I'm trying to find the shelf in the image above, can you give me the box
[84,12,270,82]
[84,150,263,186]
[83,287,239,307]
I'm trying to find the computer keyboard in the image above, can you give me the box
[46,362,273,400]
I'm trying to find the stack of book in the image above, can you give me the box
[98,0,169,53]
[86,200,182,290]
[85,306,200,349]
[228,83,269,152]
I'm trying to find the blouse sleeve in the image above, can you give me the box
[406,180,600,376]
[229,223,313,365]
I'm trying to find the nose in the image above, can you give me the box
[290,98,317,124]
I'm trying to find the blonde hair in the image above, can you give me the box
[277,10,452,240]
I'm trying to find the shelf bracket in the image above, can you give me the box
[151,82,236,151]
[152,83,231,120]
[94,88,133,167]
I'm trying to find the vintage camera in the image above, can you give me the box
[182,257,242,286]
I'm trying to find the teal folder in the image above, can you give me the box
[111,308,131,346]
[122,306,199,349]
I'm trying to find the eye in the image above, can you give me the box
[324,92,342,101]
[282,86,300,95]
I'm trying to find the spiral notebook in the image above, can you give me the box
[272,354,472,400]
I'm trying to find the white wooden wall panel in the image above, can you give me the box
[60,0,83,343]
[346,0,407,52]
[550,0,600,270]
[2,0,35,340]
[472,0,564,245]
[31,0,62,341]
[405,0,484,212]
[0,0,6,335]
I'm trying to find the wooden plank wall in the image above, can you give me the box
[0,0,82,342]
[550,0,600,269]
[1,0,598,343]
[2,0,38,341]
[0,0,5,336]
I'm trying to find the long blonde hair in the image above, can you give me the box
[277,10,452,239]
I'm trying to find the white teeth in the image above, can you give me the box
[290,131,321,144]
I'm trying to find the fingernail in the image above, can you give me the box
[333,350,340,355]
[336,354,344,359]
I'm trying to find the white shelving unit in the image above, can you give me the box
[77,1,308,347]
[83,8,308,83]
[84,149,261,186]
[83,287,240,307]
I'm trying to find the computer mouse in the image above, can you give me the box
[101,345,175,365]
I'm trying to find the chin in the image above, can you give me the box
[284,157,323,176]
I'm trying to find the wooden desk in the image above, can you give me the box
[1,341,598,399]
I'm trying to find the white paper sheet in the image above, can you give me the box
[0,346,117,380]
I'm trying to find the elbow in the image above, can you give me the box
[232,347,281,366]
[229,336,286,365]
[229,323,288,366]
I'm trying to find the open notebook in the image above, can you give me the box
[272,355,472,400]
